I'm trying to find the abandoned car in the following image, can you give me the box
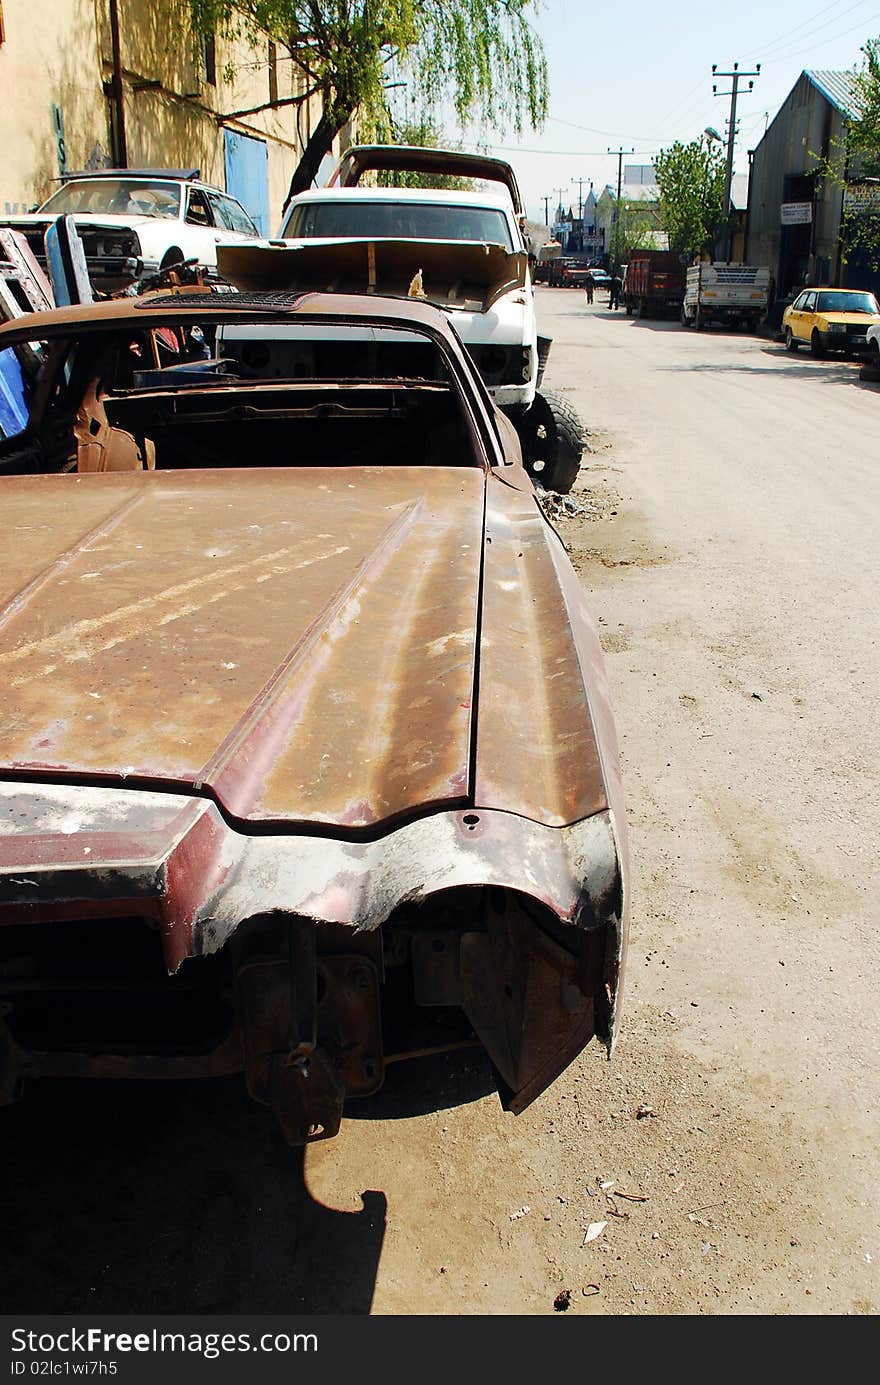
[0,290,629,1144]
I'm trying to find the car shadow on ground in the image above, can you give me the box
[0,1051,492,1314]
[658,345,876,385]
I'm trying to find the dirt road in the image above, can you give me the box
[3,291,877,1317]
[306,293,880,1314]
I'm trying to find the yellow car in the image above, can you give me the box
[783,287,880,357]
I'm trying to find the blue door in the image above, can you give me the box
[223,129,270,236]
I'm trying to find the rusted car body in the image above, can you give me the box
[0,291,629,1144]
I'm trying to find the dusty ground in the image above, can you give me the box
[2,291,877,1317]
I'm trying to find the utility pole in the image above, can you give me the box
[712,62,760,259]
[542,194,550,226]
[607,147,634,266]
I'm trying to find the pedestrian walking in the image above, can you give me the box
[609,271,622,310]
[585,272,594,305]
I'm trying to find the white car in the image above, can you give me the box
[866,321,880,361]
[216,146,586,492]
[0,169,259,291]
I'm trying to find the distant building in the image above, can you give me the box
[746,69,877,300]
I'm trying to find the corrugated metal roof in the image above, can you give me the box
[806,69,859,117]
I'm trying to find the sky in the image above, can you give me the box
[396,0,880,223]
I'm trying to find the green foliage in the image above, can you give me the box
[613,197,656,263]
[654,136,726,256]
[814,38,880,268]
[182,1,548,200]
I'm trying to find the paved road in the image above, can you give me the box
[2,291,877,1316]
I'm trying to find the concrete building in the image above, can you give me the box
[0,0,333,233]
[745,69,873,299]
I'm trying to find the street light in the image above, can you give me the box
[704,126,722,142]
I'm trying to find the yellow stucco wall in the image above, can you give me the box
[0,0,107,213]
[0,0,335,228]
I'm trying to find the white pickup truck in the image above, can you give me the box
[217,145,586,493]
[680,262,771,331]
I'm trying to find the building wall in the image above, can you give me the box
[0,0,332,230]
[747,72,849,295]
[0,0,107,214]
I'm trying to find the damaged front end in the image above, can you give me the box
[0,786,625,1144]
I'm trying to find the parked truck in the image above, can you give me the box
[534,240,562,283]
[623,250,686,318]
[681,262,772,331]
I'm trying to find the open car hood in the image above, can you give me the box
[0,467,487,829]
[218,239,528,312]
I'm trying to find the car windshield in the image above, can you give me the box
[816,291,880,315]
[39,180,182,219]
[284,200,515,248]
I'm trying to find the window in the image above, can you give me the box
[268,41,278,105]
[201,32,216,86]
[186,189,212,226]
[803,292,817,312]
[208,192,258,236]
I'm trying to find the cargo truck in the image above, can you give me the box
[681,262,771,331]
[623,250,686,318]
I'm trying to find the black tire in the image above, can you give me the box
[519,389,585,495]
[785,326,798,352]
[694,307,703,331]
[680,305,691,328]
[810,329,825,359]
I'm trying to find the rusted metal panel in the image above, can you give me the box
[0,468,484,828]
[0,783,620,962]
[476,478,608,826]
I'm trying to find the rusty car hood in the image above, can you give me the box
[217,240,528,311]
[0,466,613,834]
[0,467,487,828]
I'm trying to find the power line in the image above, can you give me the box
[749,0,871,62]
[760,10,880,66]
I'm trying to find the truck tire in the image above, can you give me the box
[694,307,704,331]
[518,389,585,495]
[680,305,691,328]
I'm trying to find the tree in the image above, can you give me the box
[814,37,880,268]
[612,197,656,265]
[184,1,547,209]
[654,136,725,257]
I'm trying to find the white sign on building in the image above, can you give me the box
[780,202,812,225]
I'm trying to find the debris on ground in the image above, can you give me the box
[535,484,588,520]
[582,1284,601,1297]
[553,1288,573,1312]
[509,1205,531,1221]
[635,1104,657,1120]
[582,1221,608,1245]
